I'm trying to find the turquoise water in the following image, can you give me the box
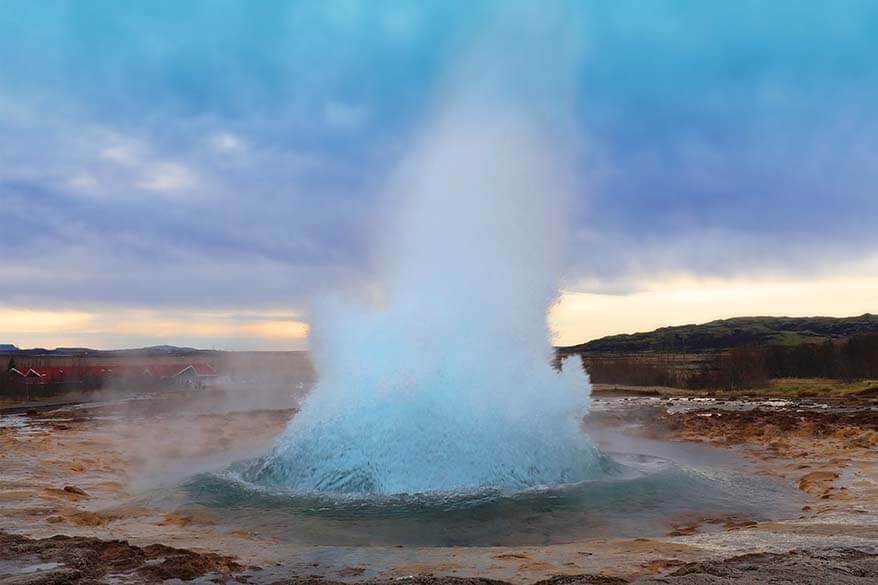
[179,449,801,546]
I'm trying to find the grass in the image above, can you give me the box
[762,378,878,397]
[564,314,878,353]
[592,378,878,398]
[591,384,713,397]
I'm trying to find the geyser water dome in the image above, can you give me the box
[244,102,604,496]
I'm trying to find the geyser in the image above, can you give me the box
[246,7,602,495]
[244,99,602,496]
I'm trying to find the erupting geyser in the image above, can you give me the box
[245,105,602,496]
[246,8,602,496]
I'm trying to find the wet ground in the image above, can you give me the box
[1,390,877,583]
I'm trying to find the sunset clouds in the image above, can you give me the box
[1,1,876,349]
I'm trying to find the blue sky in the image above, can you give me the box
[1,1,877,349]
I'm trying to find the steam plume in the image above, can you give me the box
[247,5,600,495]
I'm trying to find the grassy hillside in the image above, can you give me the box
[560,314,878,354]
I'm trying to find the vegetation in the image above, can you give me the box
[579,333,878,391]
[562,315,878,393]
[591,378,878,398]
[560,314,878,354]
[765,378,878,397]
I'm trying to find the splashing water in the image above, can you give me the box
[246,7,602,496]
[243,103,602,495]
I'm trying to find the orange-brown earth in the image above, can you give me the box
[660,399,878,509]
[1,392,877,584]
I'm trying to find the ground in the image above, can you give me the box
[1,388,876,584]
[592,377,878,397]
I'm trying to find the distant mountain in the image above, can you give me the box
[1,345,202,357]
[114,345,200,355]
[559,314,878,354]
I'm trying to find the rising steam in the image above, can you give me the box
[245,6,601,495]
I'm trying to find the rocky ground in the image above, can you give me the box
[590,393,878,513]
[0,531,242,584]
[1,391,877,584]
[2,531,876,584]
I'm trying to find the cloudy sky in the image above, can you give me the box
[1,1,877,350]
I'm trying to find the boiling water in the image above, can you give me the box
[243,4,607,496]
[181,443,801,547]
[250,100,601,494]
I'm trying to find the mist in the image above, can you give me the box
[245,6,601,495]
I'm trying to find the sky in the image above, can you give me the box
[1,1,877,350]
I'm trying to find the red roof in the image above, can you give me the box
[189,363,217,376]
[9,363,219,382]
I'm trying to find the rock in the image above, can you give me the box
[0,568,83,585]
[798,470,839,497]
[0,531,243,584]
[533,576,629,585]
[630,550,878,584]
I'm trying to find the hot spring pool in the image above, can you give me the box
[168,438,802,547]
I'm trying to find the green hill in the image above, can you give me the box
[559,314,878,354]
